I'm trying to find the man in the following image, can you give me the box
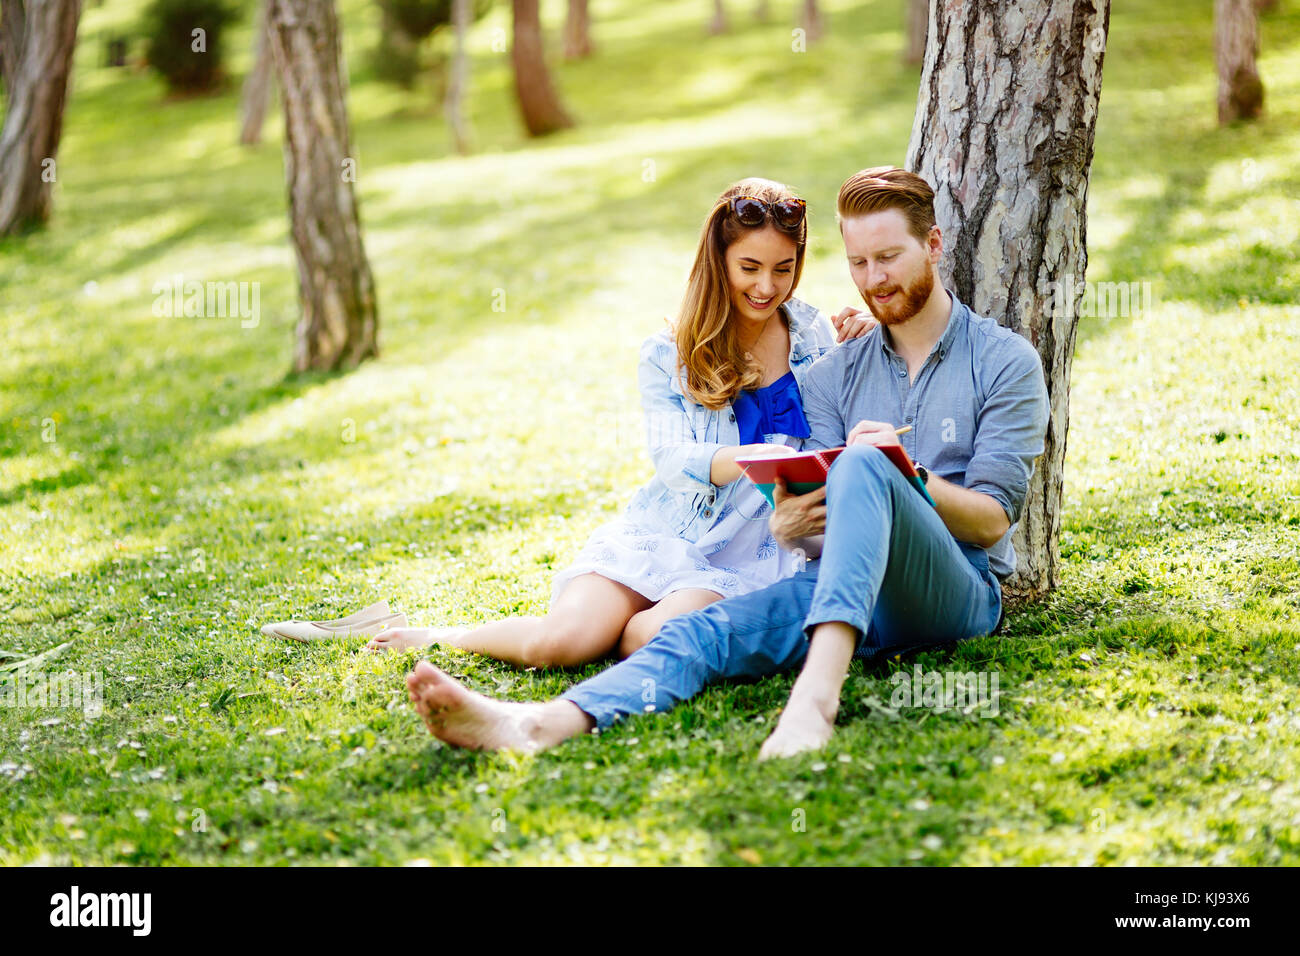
[404,166,1050,759]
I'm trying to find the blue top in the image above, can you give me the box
[799,292,1049,579]
[732,370,812,446]
[629,297,837,545]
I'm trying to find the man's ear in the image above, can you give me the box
[927,224,943,264]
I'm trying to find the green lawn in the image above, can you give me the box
[2,0,1298,865]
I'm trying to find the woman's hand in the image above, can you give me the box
[846,419,901,448]
[710,444,795,486]
[831,307,879,343]
[740,442,795,458]
[770,477,827,546]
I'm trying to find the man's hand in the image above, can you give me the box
[830,307,879,344]
[770,477,827,546]
[846,419,901,448]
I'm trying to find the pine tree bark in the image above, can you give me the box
[0,0,82,237]
[267,0,379,372]
[511,0,573,136]
[563,0,592,59]
[446,0,472,153]
[904,0,928,65]
[905,0,1111,601]
[1215,0,1264,124]
[239,0,275,146]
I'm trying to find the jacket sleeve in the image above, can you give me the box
[638,335,725,496]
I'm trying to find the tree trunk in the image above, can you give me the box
[511,0,572,137]
[446,0,472,153]
[904,0,928,65]
[1215,0,1264,124]
[708,0,727,35]
[239,0,275,146]
[755,0,770,22]
[800,0,824,42]
[378,4,420,88]
[905,0,1111,601]
[0,0,27,96]
[563,0,592,59]
[267,0,379,372]
[0,0,82,237]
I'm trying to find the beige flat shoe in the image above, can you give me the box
[259,600,392,638]
[267,611,409,643]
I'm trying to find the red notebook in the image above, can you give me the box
[735,441,937,508]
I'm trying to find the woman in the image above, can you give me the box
[266,178,874,665]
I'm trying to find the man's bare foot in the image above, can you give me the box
[758,697,835,761]
[367,626,467,654]
[405,660,591,752]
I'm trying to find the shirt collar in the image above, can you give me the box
[878,288,965,362]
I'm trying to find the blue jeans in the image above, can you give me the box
[562,444,1004,728]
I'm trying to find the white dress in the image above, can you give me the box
[548,369,809,608]
[548,479,802,607]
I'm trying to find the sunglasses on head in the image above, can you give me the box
[724,196,807,231]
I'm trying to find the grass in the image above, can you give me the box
[1,0,1298,865]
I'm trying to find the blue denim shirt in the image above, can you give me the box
[800,292,1049,578]
[627,297,838,543]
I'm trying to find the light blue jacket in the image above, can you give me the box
[621,297,839,543]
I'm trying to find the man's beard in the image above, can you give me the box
[862,265,935,326]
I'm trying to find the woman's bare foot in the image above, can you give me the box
[758,697,835,761]
[405,660,592,752]
[367,626,468,654]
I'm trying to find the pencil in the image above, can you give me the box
[894,425,913,436]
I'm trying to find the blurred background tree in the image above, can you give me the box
[143,0,239,94]
[239,0,274,145]
[0,0,83,236]
[446,0,472,152]
[268,0,379,371]
[563,0,591,60]
[511,0,572,135]
[707,0,726,35]
[904,0,927,64]
[1217,0,1265,123]
[369,0,489,90]
[800,0,823,42]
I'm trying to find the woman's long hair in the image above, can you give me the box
[673,178,807,410]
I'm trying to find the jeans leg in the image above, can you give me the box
[803,444,1002,661]
[560,567,821,728]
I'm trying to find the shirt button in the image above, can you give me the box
[703,508,713,518]
[728,413,735,422]
[906,416,913,423]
